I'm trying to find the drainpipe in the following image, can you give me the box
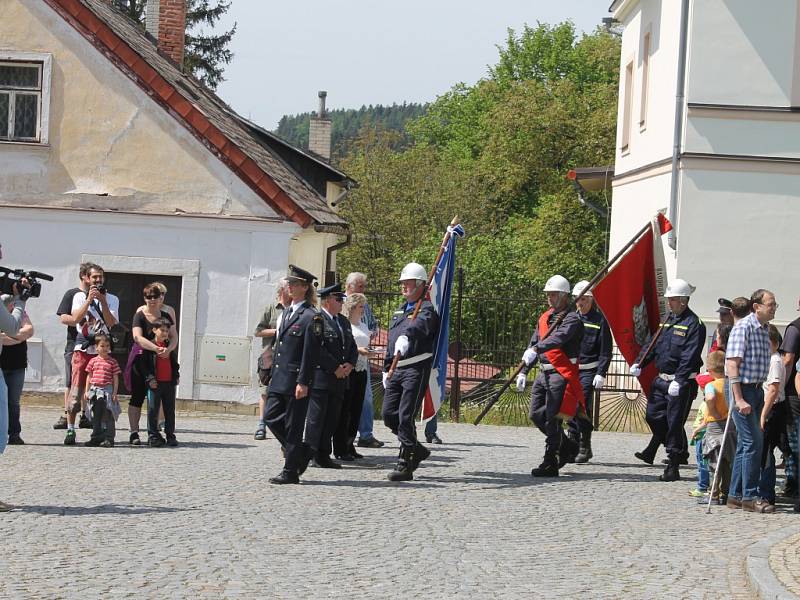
[668,0,691,250]
[324,232,351,286]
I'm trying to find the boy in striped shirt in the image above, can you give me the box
[83,334,121,447]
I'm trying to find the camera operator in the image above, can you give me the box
[65,264,119,445]
[0,243,31,511]
[53,262,93,430]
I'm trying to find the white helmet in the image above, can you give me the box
[664,278,696,298]
[572,280,592,298]
[543,275,571,294]
[398,262,427,282]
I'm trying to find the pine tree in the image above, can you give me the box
[112,0,236,90]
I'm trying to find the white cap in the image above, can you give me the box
[543,275,571,294]
[572,280,592,297]
[398,262,427,282]
[664,278,696,298]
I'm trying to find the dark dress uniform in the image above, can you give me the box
[305,304,358,466]
[265,300,322,482]
[635,307,706,478]
[568,305,612,456]
[522,308,584,472]
[383,299,439,475]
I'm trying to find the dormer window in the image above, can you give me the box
[0,52,52,144]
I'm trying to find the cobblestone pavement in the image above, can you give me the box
[2,407,798,599]
[770,530,800,596]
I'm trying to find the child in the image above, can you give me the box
[759,325,786,505]
[83,334,121,447]
[144,319,179,447]
[689,400,709,498]
[702,350,734,504]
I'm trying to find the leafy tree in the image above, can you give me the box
[112,0,236,89]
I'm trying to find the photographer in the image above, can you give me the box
[0,243,31,511]
[65,265,119,446]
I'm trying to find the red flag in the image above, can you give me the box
[592,215,670,395]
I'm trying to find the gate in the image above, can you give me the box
[362,268,648,432]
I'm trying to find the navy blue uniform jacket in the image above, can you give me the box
[635,307,706,386]
[312,311,358,390]
[578,306,613,377]
[268,302,322,395]
[521,309,584,375]
[384,299,440,370]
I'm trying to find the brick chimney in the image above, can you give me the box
[309,91,332,160]
[145,0,187,67]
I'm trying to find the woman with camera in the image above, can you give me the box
[126,282,178,446]
[0,244,31,511]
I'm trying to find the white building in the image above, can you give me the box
[610,0,800,326]
[1,0,353,404]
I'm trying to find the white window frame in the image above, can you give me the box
[0,51,52,145]
[621,56,635,154]
[640,29,651,131]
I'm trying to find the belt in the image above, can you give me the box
[540,358,578,372]
[658,372,697,382]
[397,352,433,368]
[579,361,599,371]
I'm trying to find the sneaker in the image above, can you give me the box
[166,437,178,447]
[0,500,14,512]
[254,428,266,441]
[148,436,166,448]
[52,414,68,430]
[688,488,707,498]
[64,430,76,446]
[7,436,24,445]
[78,414,92,429]
[129,432,141,446]
[100,440,114,448]
[357,437,384,448]
[84,439,102,447]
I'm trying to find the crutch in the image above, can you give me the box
[706,391,735,514]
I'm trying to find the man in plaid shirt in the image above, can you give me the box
[725,289,777,513]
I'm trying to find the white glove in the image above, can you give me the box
[382,372,389,389]
[630,363,641,377]
[592,374,605,389]
[522,347,537,366]
[395,335,410,356]
[515,373,527,392]
[668,380,681,396]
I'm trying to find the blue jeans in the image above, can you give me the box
[730,384,764,501]
[3,368,24,437]
[358,369,376,440]
[758,449,776,503]
[695,438,709,491]
[425,415,438,438]
[0,369,7,454]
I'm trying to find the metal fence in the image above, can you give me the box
[363,268,649,432]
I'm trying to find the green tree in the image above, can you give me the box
[112,0,236,89]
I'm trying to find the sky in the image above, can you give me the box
[213,1,610,130]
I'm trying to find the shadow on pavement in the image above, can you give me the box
[14,504,196,516]
[585,461,661,469]
[299,479,446,489]
[443,442,527,449]
[428,471,536,489]
[177,441,252,449]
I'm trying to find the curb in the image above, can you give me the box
[746,525,800,600]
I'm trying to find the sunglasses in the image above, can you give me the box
[144,294,162,300]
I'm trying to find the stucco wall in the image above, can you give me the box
[1,207,299,404]
[0,0,279,220]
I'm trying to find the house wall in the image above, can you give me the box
[2,207,299,403]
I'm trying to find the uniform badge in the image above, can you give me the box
[312,315,323,337]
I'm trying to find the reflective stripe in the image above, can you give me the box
[579,361,599,371]
[659,323,689,330]
[396,352,433,367]
[540,358,577,372]
[583,323,601,330]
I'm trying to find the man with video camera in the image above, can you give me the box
[0,243,34,511]
[66,264,119,445]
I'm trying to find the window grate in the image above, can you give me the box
[0,62,42,142]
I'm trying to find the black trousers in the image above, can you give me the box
[646,377,697,460]
[305,386,344,458]
[147,382,176,439]
[529,370,567,458]
[334,370,368,455]
[568,369,596,438]
[382,363,431,448]
[265,391,310,474]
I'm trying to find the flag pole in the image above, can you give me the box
[387,216,460,380]
[473,217,659,426]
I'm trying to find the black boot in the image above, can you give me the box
[388,446,415,482]
[531,454,559,477]
[575,431,593,464]
[635,435,660,465]
[558,432,579,468]
[411,441,431,470]
[659,456,681,482]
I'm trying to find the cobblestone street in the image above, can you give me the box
[2,407,799,599]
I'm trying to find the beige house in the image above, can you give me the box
[0,0,353,404]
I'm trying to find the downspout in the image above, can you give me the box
[668,0,691,250]
[322,183,355,284]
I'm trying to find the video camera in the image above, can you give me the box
[0,267,53,301]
